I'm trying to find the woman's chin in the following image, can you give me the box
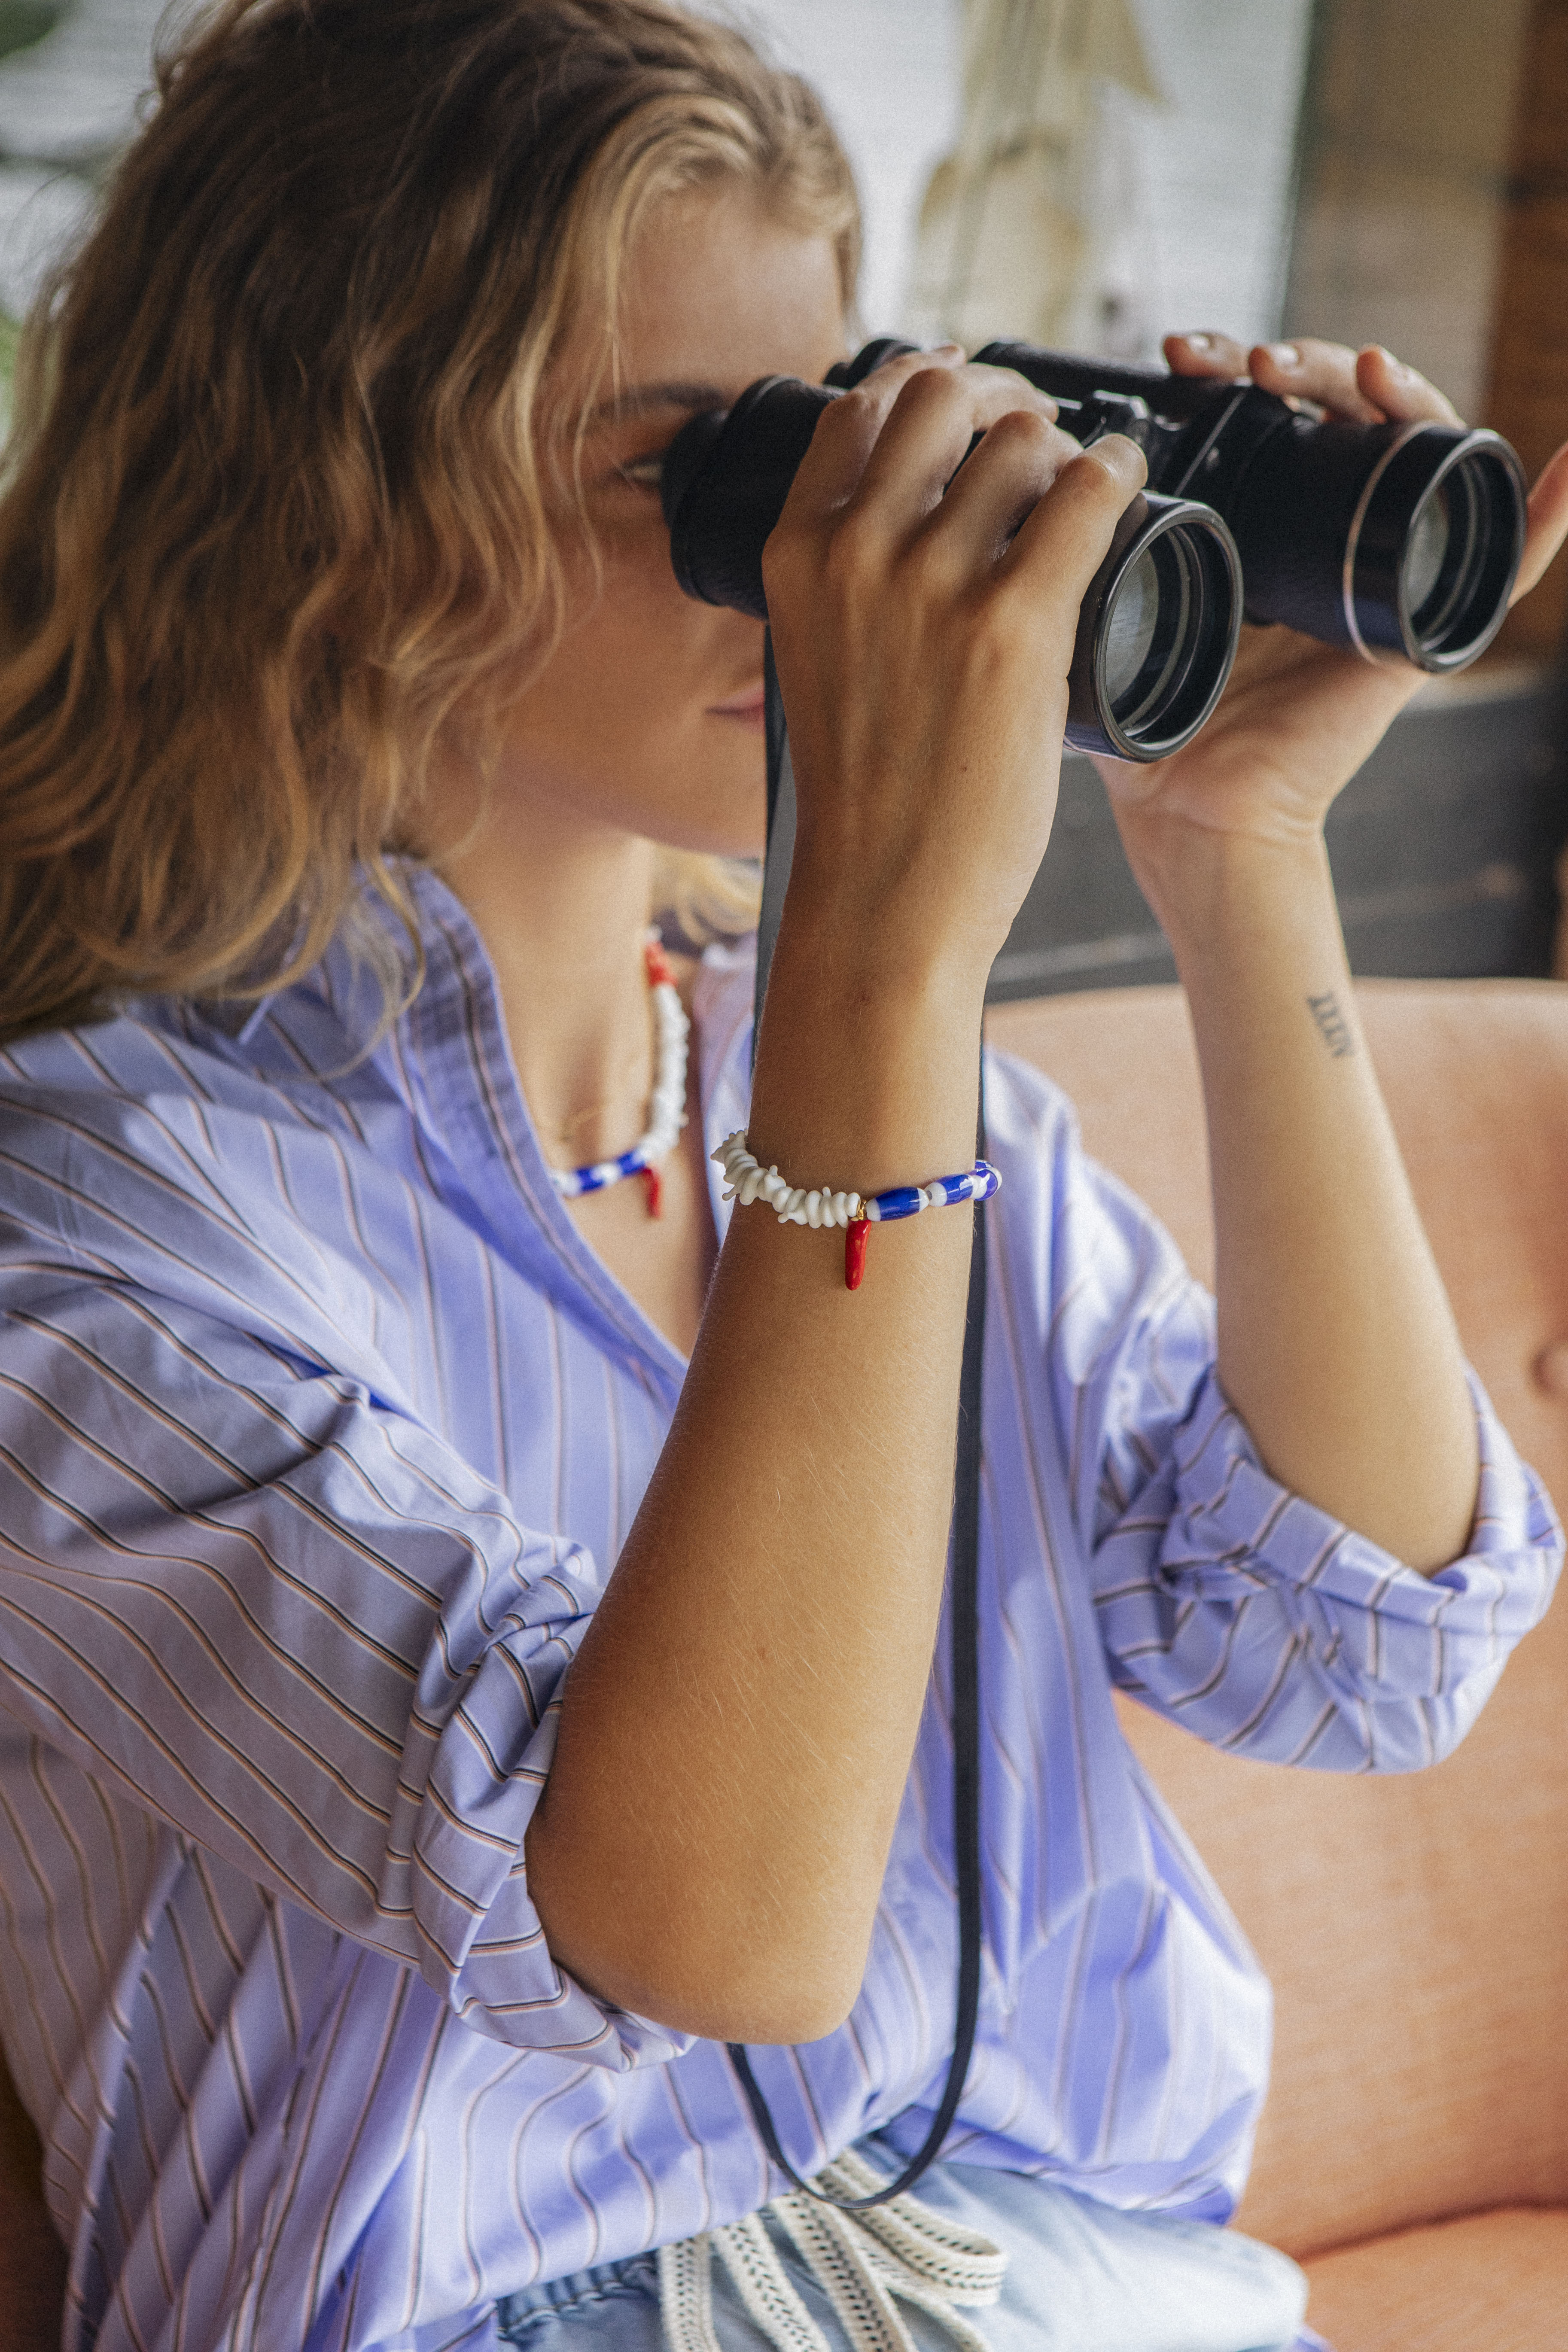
[636,798,766,864]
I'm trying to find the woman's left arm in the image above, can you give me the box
[1099,334,1568,1575]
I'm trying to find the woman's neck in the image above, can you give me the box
[437,799,666,1173]
[425,757,719,1356]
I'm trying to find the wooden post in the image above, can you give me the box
[1485,0,1568,663]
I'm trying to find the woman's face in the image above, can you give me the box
[493,187,846,858]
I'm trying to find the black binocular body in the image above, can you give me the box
[661,338,1528,763]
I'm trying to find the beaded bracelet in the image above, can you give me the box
[714,1129,1000,1290]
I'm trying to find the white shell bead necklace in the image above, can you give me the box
[548,934,689,1217]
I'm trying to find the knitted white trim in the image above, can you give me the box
[660,2232,717,2352]
[712,2213,833,2352]
[655,2152,1007,2352]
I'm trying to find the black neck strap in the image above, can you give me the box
[727,634,986,2212]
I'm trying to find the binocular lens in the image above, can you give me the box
[1102,547,1162,708]
[1321,424,1527,671]
[1400,455,1498,664]
[1068,496,1242,761]
[1106,535,1206,734]
[1402,485,1450,618]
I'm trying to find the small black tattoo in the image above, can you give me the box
[1306,991,1355,1059]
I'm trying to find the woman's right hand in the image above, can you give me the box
[526,356,1148,2050]
[762,350,1148,991]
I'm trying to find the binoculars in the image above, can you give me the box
[661,338,1528,762]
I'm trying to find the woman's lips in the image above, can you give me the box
[707,681,767,732]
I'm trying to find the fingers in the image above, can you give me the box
[849,363,1059,539]
[782,346,965,516]
[823,367,1142,623]
[1513,438,1568,604]
[1245,338,1386,422]
[1167,327,1384,417]
[764,356,1099,724]
[918,404,1085,570]
[1163,329,1250,381]
[1352,345,1461,426]
[785,354,1056,534]
[998,434,1148,624]
[1166,329,1461,427]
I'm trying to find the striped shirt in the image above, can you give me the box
[0,868,1557,2352]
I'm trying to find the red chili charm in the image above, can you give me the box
[642,1165,663,1219]
[644,941,675,990]
[844,1217,870,1291]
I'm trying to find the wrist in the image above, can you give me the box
[1130,822,1338,974]
[774,849,1003,999]
[749,912,985,1194]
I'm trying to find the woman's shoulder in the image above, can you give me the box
[981,1035,1098,1225]
[983,1035,1080,1146]
[981,1034,1202,1341]
[0,1000,406,1353]
[0,997,366,1178]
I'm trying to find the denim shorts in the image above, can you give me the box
[495,2142,1328,2352]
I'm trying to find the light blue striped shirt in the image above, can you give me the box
[0,870,1557,2352]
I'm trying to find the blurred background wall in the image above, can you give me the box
[0,0,1563,995]
[750,0,1314,357]
[752,0,1568,997]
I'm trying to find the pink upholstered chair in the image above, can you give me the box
[990,980,1568,2351]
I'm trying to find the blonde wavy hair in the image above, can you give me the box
[0,0,860,1040]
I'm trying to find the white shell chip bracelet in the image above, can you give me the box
[714,1129,999,1290]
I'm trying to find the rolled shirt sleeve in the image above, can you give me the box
[988,1047,1565,1774]
[0,1273,688,2069]
[1093,1350,1562,1770]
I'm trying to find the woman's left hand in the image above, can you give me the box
[1095,331,1568,899]
[1078,333,1568,1577]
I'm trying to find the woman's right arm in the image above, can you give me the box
[524,359,1145,2045]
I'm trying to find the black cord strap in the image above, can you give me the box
[728,635,986,2212]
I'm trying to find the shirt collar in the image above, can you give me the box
[155,866,758,1387]
[360,867,755,1386]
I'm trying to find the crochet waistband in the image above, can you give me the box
[658,2146,1008,2352]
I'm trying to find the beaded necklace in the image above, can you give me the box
[548,936,689,1217]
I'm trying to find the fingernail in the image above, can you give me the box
[1182,332,1213,351]
[1376,345,1412,379]
[1093,432,1148,486]
[1267,342,1301,370]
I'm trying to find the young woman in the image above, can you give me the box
[0,6,1565,2351]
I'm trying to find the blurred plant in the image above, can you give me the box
[0,0,84,437]
[0,2,67,65]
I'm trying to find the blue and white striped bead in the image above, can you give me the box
[714,1132,1000,1230]
[864,1161,1001,1221]
[554,1146,650,1201]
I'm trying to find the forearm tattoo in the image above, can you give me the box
[1306,991,1355,1059]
